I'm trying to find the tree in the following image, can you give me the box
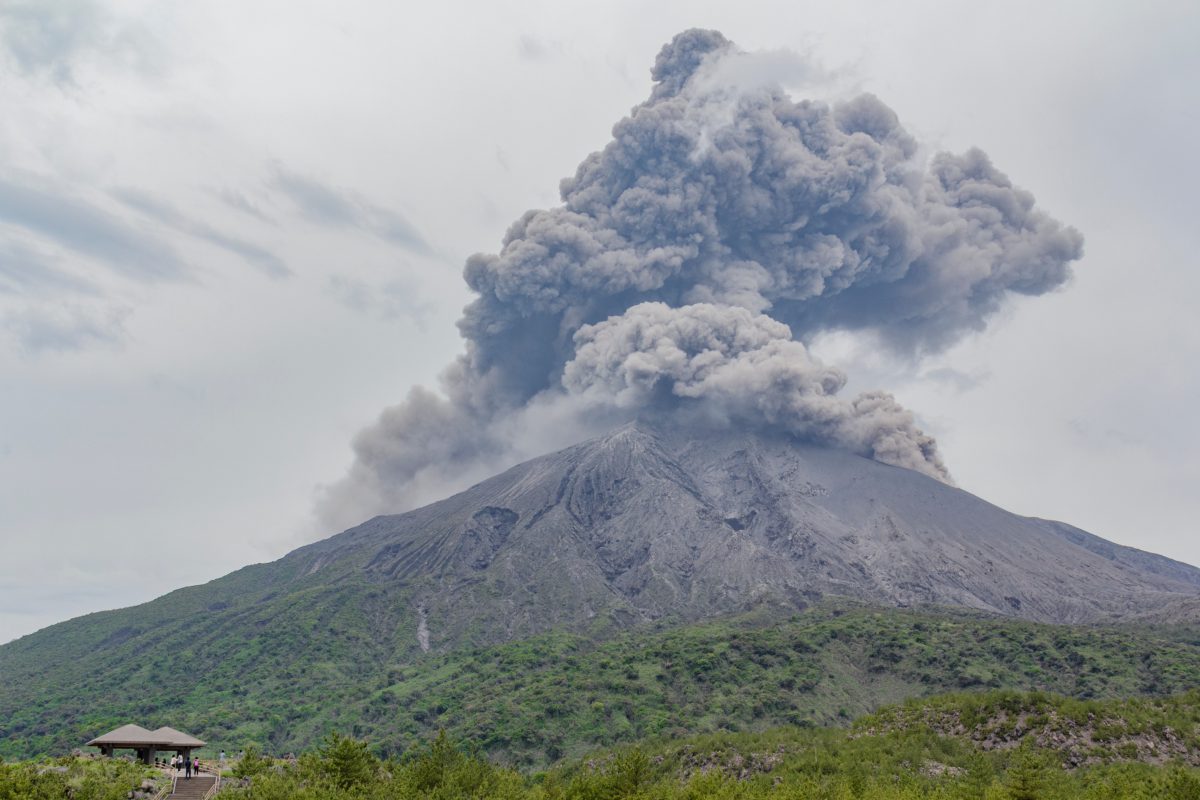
[409,730,464,792]
[1165,768,1200,800]
[232,744,268,779]
[315,732,377,791]
[1004,741,1048,800]
[959,751,998,800]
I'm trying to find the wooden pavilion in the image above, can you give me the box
[86,724,206,764]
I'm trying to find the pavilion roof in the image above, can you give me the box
[86,724,206,748]
[86,725,157,746]
[151,726,206,747]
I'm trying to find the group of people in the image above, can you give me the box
[170,753,201,779]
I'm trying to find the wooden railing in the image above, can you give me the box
[149,765,175,799]
[199,763,222,799]
[149,761,221,798]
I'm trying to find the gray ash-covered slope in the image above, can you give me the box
[286,420,1200,650]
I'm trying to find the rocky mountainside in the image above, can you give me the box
[282,420,1199,652]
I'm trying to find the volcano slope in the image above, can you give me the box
[2,421,1199,759]
[285,419,1200,643]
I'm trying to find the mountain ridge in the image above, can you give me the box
[3,419,1200,759]
[20,418,1192,652]
[280,419,1200,651]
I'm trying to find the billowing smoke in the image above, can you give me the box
[317,29,1082,529]
[564,302,949,481]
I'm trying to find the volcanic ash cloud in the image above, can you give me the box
[317,29,1082,530]
[564,302,949,482]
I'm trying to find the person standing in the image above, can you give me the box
[184,754,192,779]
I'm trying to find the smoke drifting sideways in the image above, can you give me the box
[565,302,949,482]
[316,29,1082,530]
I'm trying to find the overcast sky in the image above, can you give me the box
[1,0,1197,645]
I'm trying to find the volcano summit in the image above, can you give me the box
[281,420,1200,651]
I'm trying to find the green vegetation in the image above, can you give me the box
[0,568,416,759]
[359,605,1200,766]
[209,690,1200,797]
[12,692,1198,798]
[862,689,1200,745]
[5,603,1200,765]
[0,756,161,800]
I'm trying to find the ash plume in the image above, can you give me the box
[564,302,949,481]
[317,29,1081,529]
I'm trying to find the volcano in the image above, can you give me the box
[283,420,1200,652]
[4,420,1199,758]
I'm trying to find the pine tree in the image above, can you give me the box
[1166,768,1200,800]
[1004,741,1048,800]
[315,731,377,790]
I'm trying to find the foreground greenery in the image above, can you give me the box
[5,603,1200,764]
[202,690,1200,798]
[0,756,161,800]
[12,691,1198,799]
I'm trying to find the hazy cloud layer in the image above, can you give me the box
[0,0,160,84]
[3,303,127,353]
[271,168,430,254]
[327,275,434,323]
[316,29,1081,529]
[0,174,187,283]
[216,188,277,225]
[0,240,96,297]
[113,187,291,279]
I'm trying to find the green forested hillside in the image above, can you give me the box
[4,603,1200,765]
[12,691,1198,799]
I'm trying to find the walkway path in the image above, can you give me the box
[167,774,216,798]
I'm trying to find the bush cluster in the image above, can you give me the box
[0,756,159,800]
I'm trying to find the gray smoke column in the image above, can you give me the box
[317,29,1082,529]
[564,302,949,481]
